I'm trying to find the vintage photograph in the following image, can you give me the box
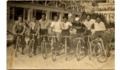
[7,0,115,69]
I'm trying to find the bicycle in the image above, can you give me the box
[28,34,36,57]
[15,34,22,57]
[74,36,85,61]
[62,35,73,61]
[40,35,48,59]
[87,35,108,63]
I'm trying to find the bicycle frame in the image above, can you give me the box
[74,36,85,61]
[40,35,48,59]
[49,35,58,61]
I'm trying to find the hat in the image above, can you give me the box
[75,17,80,21]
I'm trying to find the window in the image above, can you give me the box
[24,8,28,20]
[50,12,60,20]
[9,6,29,21]
[32,9,46,20]
[36,10,44,20]
[9,7,14,20]
[14,7,24,20]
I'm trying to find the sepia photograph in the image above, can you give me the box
[7,0,115,70]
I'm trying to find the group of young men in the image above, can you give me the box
[13,13,107,55]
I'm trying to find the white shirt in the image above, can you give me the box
[39,19,49,29]
[94,21,106,31]
[50,21,62,33]
[62,21,72,30]
[91,21,106,34]
[83,19,95,30]
[29,22,36,30]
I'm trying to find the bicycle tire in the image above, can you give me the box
[76,41,81,61]
[96,42,108,63]
[15,36,20,57]
[41,41,47,59]
[28,40,33,58]
[88,41,92,60]
[65,40,68,61]
[76,41,85,61]
[52,42,57,61]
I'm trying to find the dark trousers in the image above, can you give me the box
[39,29,48,42]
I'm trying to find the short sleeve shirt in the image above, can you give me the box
[62,22,72,30]
[39,19,49,29]
[83,19,95,30]
[94,21,106,31]
[50,21,62,33]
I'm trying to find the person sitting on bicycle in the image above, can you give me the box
[29,17,39,55]
[50,15,62,55]
[39,13,50,42]
[13,16,26,54]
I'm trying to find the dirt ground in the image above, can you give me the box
[7,44,114,69]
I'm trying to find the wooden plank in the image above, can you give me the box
[7,2,81,15]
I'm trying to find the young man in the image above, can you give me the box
[91,16,110,56]
[50,15,62,40]
[61,16,72,36]
[13,16,26,54]
[29,17,39,55]
[83,15,95,35]
[61,16,72,50]
[38,13,50,44]
[91,16,106,34]
[39,14,50,35]
[50,15,62,55]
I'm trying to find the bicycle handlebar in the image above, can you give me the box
[90,38,103,43]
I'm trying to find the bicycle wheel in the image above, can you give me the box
[15,36,20,57]
[96,42,108,63]
[41,41,47,59]
[65,40,68,61]
[76,41,85,61]
[52,42,57,61]
[28,40,33,57]
[88,41,92,60]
